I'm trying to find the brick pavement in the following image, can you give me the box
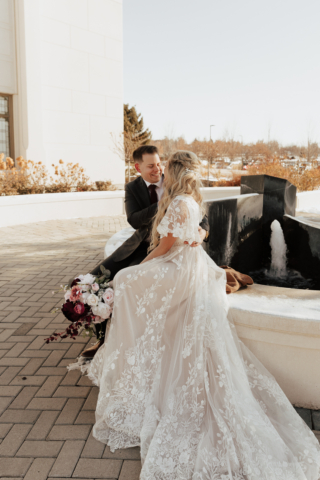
[0,215,319,479]
[0,215,142,479]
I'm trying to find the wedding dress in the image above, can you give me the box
[87,194,320,480]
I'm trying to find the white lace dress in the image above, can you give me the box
[87,194,320,480]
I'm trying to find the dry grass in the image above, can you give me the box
[247,156,320,192]
[0,155,116,195]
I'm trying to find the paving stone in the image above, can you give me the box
[56,398,84,425]
[27,398,67,411]
[0,342,15,350]
[103,446,140,460]
[0,366,23,386]
[19,358,44,376]
[43,351,68,367]
[12,322,37,336]
[49,440,85,477]
[53,386,90,398]
[83,387,99,410]
[1,386,22,396]
[36,367,67,376]
[60,369,81,386]
[81,428,105,459]
[0,457,33,477]
[26,336,48,350]
[35,376,63,397]
[27,411,60,440]
[10,375,47,386]
[20,349,51,357]
[17,440,63,457]
[4,343,28,358]
[10,335,36,342]
[43,343,70,351]
[119,460,141,480]
[0,329,14,342]
[0,424,32,456]
[58,359,73,367]
[48,425,91,440]
[0,357,29,366]
[75,411,95,425]
[73,458,122,478]
[0,409,41,424]
[64,343,85,359]
[0,423,12,439]
[77,375,93,386]
[0,397,13,415]
[10,387,39,409]
[24,457,55,480]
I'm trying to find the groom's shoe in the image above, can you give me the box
[80,339,104,359]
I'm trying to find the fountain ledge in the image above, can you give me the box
[229,284,320,409]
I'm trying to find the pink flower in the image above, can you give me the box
[92,315,103,324]
[74,303,85,315]
[91,283,99,292]
[70,285,82,302]
[102,288,114,305]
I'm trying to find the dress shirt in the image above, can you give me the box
[144,176,164,202]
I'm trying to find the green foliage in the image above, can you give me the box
[124,104,151,145]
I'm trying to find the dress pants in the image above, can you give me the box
[90,241,150,339]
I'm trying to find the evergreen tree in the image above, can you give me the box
[124,104,151,145]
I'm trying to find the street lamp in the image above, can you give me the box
[208,125,215,181]
[239,135,244,169]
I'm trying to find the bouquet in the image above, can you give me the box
[45,266,113,343]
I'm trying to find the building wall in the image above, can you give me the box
[0,0,124,185]
[0,0,17,95]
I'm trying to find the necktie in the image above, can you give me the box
[148,184,158,204]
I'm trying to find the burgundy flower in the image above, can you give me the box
[74,302,85,315]
[62,300,89,322]
[71,277,80,287]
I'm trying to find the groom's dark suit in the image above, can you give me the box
[90,175,209,278]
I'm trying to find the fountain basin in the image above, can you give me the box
[229,283,320,409]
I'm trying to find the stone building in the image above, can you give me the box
[0,0,124,185]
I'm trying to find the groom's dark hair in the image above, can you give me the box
[133,145,159,163]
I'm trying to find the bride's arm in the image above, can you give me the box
[140,234,177,264]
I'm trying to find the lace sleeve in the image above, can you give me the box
[157,196,201,244]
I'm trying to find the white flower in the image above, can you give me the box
[87,294,99,307]
[92,302,111,319]
[102,288,114,305]
[64,290,71,301]
[80,291,90,304]
[179,451,189,464]
[127,355,135,365]
[78,273,96,285]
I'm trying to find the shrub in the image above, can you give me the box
[0,155,116,195]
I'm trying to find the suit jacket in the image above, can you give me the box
[112,175,209,262]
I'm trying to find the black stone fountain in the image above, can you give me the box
[204,174,320,290]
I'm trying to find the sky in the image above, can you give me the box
[123,0,320,146]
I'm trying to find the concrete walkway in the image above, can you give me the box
[0,216,141,480]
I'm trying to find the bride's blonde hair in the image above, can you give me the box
[149,150,203,251]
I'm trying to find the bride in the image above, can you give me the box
[87,151,320,480]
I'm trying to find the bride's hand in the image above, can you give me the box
[184,227,206,247]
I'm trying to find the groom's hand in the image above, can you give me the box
[184,227,206,247]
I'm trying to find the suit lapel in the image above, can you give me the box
[134,176,151,207]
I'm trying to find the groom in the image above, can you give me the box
[81,145,209,358]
